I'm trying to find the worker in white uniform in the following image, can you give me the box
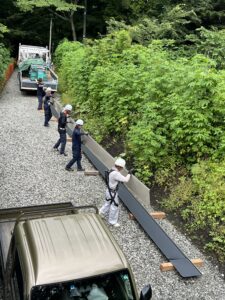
[99,158,131,227]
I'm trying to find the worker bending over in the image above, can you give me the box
[99,158,131,227]
[53,104,72,156]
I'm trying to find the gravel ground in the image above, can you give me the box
[0,73,225,300]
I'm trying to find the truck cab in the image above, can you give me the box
[0,203,152,300]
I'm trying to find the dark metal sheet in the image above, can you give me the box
[171,258,201,278]
[82,145,202,278]
[119,185,201,278]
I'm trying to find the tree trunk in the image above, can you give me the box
[70,12,76,41]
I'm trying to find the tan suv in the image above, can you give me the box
[0,203,152,300]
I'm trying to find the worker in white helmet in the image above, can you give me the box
[65,119,88,171]
[43,87,54,127]
[53,104,72,156]
[99,157,131,227]
[36,78,45,110]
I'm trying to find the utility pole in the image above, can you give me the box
[83,0,87,40]
[49,17,53,62]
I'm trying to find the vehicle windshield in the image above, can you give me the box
[31,269,136,300]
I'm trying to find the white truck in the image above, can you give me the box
[17,44,58,91]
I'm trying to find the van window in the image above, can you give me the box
[31,269,136,300]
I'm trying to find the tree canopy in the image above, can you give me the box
[1,0,225,54]
[16,0,82,41]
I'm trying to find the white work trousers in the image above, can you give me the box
[99,189,120,225]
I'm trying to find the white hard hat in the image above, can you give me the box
[115,157,126,168]
[64,104,72,111]
[46,87,52,92]
[76,119,84,126]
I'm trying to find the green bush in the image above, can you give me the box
[0,44,10,78]
[0,44,10,89]
[162,159,225,262]
[188,27,225,69]
[56,37,225,172]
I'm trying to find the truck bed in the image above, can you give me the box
[19,68,58,91]
[22,70,55,82]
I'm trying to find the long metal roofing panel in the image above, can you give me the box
[119,184,202,278]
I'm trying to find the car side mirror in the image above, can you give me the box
[140,284,152,300]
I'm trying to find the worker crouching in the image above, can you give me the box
[53,104,72,156]
[99,158,131,227]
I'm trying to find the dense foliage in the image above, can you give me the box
[0,38,11,90]
[2,0,225,54]
[162,159,225,262]
[0,0,132,55]
[55,33,225,262]
[0,20,10,81]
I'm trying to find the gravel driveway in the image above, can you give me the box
[0,73,225,300]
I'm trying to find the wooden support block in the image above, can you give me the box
[160,259,203,272]
[128,213,135,220]
[84,170,99,176]
[150,211,166,219]
[129,211,165,220]
[67,138,72,142]
[160,262,175,272]
[191,258,204,267]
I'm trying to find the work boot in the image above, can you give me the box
[65,167,74,172]
[53,147,59,152]
[77,168,85,171]
[60,152,68,156]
